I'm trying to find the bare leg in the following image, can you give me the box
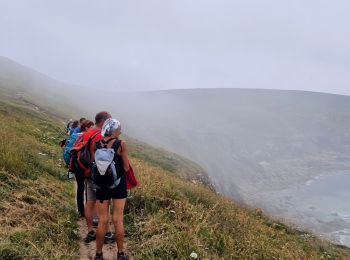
[85,200,96,232]
[96,200,110,254]
[94,206,99,219]
[112,199,126,252]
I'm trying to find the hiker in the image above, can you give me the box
[68,120,79,136]
[66,119,73,135]
[72,119,94,217]
[78,119,94,138]
[93,118,129,260]
[63,120,84,166]
[80,112,113,243]
[63,120,84,180]
[72,117,86,134]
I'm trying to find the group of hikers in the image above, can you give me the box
[62,111,138,260]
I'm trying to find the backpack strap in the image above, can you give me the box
[102,138,116,146]
[87,131,100,148]
[98,138,116,149]
[111,140,122,152]
[95,138,121,150]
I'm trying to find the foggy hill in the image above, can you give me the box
[2,56,350,203]
[2,57,350,245]
[104,89,350,245]
[0,56,86,117]
[107,89,350,203]
[3,86,350,259]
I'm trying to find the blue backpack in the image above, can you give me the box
[63,133,81,165]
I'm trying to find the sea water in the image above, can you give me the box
[260,171,350,247]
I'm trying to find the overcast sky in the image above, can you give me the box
[1,0,350,95]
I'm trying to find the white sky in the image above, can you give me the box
[1,0,350,95]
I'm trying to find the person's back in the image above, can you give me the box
[92,138,124,191]
[72,117,87,134]
[63,131,82,165]
[71,119,94,217]
[82,111,112,244]
[68,120,79,136]
[83,127,101,142]
[93,118,129,260]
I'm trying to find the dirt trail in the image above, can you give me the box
[75,181,129,259]
[78,219,121,260]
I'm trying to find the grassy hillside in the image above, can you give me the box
[0,97,78,258]
[1,96,350,259]
[126,161,350,259]
[0,56,86,120]
[124,136,211,186]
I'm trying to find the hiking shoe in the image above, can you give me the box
[92,218,99,228]
[94,252,104,260]
[84,230,96,243]
[104,231,115,244]
[117,252,129,260]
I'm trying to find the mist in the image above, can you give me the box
[2,53,350,246]
[103,89,350,246]
[2,0,350,247]
[1,0,350,95]
[105,89,350,195]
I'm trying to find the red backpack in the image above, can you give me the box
[70,129,100,177]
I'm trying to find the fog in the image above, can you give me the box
[2,56,350,246]
[78,86,350,246]
[107,89,350,246]
[4,56,350,198]
[107,89,350,196]
[2,0,350,246]
[1,0,350,95]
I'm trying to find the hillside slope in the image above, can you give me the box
[1,93,350,259]
[101,89,350,246]
[0,96,79,258]
[0,56,86,119]
[107,89,350,199]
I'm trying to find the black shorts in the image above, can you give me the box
[96,177,127,201]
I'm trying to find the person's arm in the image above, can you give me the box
[120,141,130,172]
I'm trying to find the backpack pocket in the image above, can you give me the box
[92,148,121,189]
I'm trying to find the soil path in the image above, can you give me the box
[78,219,120,260]
[73,169,131,259]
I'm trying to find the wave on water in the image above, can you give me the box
[305,175,321,186]
[330,229,350,247]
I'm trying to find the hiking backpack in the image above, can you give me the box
[91,139,122,190]
[63,132,81,165]
[77,131,99,169]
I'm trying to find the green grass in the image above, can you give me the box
[125,159,350,259]
[1,91,350,259]
[124,135,212,186]
[0,97,79,259]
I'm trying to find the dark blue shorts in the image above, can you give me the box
[95,177,127,201]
